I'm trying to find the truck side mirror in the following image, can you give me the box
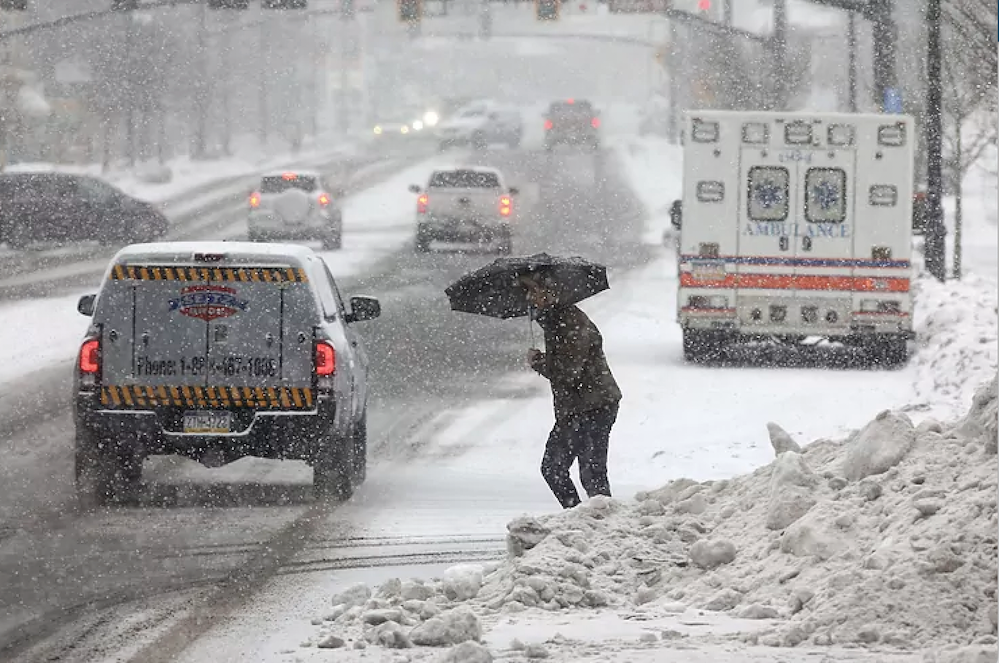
[669,200,682,230]
[408,184,421,194]
[78,293,96,317]
[508,187,519,196]
[346,295,381,323]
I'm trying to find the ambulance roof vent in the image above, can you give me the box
[691,119,720,143]
[742,122,769,145]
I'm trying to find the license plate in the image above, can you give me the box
[690,260,726,281]
[183,410,232,434]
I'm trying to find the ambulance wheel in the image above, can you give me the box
[869,336,908,369]
[75,432,142,509]
[682,330,724,363]
[313,434,353,502]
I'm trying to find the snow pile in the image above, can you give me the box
[910,272,998,419]
[303,377,997,659]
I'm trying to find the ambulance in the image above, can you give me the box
[674,110,916,365]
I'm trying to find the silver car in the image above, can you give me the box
[248,170,344,250]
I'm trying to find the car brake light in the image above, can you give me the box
[315,341,336,376]
[591,117,600,128]
[79,338,100,374]
[499,195,512,217]
[318,193,330,206]
[249,192,261,208]
[544,119,553,131]
[417,194,429,214]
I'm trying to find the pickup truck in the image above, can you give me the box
[436,104,523,150]
[409,167,519,254]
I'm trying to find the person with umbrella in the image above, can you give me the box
[444,253,622,509]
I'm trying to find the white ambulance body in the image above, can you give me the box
[677,110,916,364]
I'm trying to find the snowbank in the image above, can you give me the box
[301,376,998,660]
[909,272,999,421]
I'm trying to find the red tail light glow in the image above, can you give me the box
[499,195,512,217]
[79,338,100,375]
[591,117,600,128]
[417,193,429,214]
[544,119,553,131]
[249,192,261,208]
[318,193,330,206]
[315,341,336,376]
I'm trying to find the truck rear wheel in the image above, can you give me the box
[75,431,142,509]
[313,434,353,502]
[682,329,725,363]
[321,230,342,251]
[351,413,367,486]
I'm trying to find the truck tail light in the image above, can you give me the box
[544,119,553,131]
[499,195,512,217]
[417,194,429,214]
[79,338,100,376]
[591,117,600,128]
[315,341,336,376]
[318,193,330,207]
[249,192,261,208]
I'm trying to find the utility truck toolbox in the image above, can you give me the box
[74,241,381,507]
[676,110,916,365]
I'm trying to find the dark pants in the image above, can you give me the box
[540,403,619,509]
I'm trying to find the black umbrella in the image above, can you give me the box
[444,252,609,320]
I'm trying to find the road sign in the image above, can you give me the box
[883,87,903,113]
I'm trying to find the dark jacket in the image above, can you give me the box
[530,304,622,420]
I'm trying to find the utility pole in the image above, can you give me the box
[219,15,232,155]
[0,9,10,173]
[337,9,351,135]
[125,12,136,167]
[722,0,732,25]
[193,1,208,158]
[666,19,679,143]
[923,0,946,281]
[868,0,897,112]
[258,17,269,144]
[846,11,857,112]
[770,0,788,110]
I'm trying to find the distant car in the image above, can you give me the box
[248,170,344,250]
[543,99,601,152]
[0,172,168,249]
[372,110,426,140]
[409,166,519,254]
[436,104,522,150]
[73,241,381,505]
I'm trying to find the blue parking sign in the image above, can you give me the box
[883,88,903,113]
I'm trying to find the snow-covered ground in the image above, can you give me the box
[0,155,456,386]
[170,126,997,662]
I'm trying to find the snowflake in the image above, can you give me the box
[811,180,841,210]
[753,180,784,209]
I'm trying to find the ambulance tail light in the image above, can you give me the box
[698,242,720,258]
[315,340,336,377]
[859,299,903,315]
[78,337,101,386]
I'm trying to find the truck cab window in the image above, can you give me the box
[747,166,789,222]
[804,168,847,223]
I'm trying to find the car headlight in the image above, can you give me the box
[373,126,383,135]
[423,111,439,127]
[412,120,424,131]
[400,126,410,135]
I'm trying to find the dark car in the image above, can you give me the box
[0,173,168,249]
[543,99,601,152]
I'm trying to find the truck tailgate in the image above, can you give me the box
[98,265,317,409]
[428,189,501,220]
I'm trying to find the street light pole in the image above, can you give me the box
[193,1,208,158]
[923,0,946,281]
[770,0,788,110]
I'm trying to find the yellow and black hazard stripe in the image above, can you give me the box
[99,385,314,410]
[110,265,309,283]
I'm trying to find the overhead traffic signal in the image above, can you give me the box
[0,0,28,10]
[535,0,559,21]
[398,0,421,23]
